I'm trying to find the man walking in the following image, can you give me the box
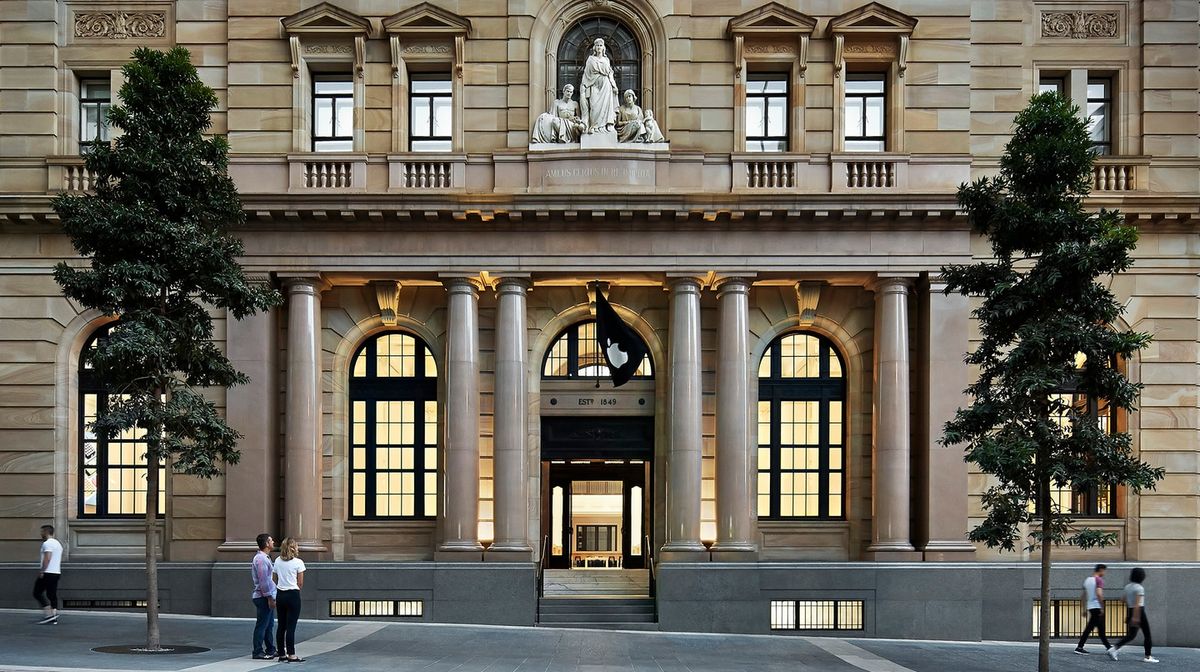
[33,524,63,625]
[251,533,277,659]
[1075,563,1113,655]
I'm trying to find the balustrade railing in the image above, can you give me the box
[746,160,796,189]
[303,160,353,189]
[401,160,453,189]
[1092,161,1136,192]
[844,160,895,188]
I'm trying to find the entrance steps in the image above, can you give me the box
[542,569,649,597]
[537,597,658,630]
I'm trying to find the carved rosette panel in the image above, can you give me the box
[74,11,167,39]
[1041,10,1120,39]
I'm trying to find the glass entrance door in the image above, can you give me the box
[543,461,648,569]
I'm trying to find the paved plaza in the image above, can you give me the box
[0,609,1195,672]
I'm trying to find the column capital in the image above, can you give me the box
[440,274,485,294]
[665,273,707,293]
[870,274,915,294]
[278,273,331,295]
[713,274,755,295]
[494,275,533,295]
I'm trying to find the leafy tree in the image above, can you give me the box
[52,47,280,650]
[940,92,1162,671]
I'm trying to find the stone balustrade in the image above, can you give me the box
[46,156,96,192]
[1092,156,1150,192]
[287,154,367,192]
[388,154,465,191]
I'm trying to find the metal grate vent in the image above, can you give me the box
[1032,599,1125,638]
[62,599,148,609]
[329,599,423,618]
[770,599,864,631]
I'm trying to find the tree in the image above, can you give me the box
[940,92,1163,671]
[52,47,281,650]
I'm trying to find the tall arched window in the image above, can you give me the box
[757,332,846,519]
[1044,352,1120,517]
[556,17,640,100]
[542,320,652,379]
[349,332,438,519]
[79,324,165,518]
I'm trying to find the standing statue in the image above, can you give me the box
[531,84,585,143]
[615,90,666,144]
[579,38,618,134]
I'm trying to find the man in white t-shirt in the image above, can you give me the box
[34,524,63,625]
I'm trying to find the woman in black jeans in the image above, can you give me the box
[271,538,306,662]
[1113,567,1158,663]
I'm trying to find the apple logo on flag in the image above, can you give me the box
[606,339,628,367]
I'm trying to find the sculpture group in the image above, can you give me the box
[532,37,665,145]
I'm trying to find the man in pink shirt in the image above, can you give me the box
[250,533,277,660]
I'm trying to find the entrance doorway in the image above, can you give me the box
[544,460,648,570]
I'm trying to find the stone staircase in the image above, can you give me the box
[538,569,657,630]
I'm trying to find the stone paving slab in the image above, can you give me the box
[0,609,1197,672]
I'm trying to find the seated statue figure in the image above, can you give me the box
[531,84,585,143]
[615,89,647,143]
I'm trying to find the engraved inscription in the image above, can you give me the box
[1041,11,1120,39]
[544,166,653,180]
[74,11,166,39]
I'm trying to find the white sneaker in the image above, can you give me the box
[1143,656,1160,663]
[1107,648,1118,661]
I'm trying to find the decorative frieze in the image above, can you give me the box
[744,42,795,55]
[1040,10,1120,39]
[304,43,353,55]
[74,10,166,39]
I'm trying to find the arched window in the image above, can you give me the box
[1044,352,1119,517]
[349,332,438,519]
[757,332,846,519]
[542,320,652,379]
[556,17,640,100]
[79,324,165,518]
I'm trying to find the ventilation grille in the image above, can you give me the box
[770,599,864,631]
[63,599,148,609]
[329,599,424,618]
[1032,599,1125,638]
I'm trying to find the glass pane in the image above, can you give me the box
[81,80,111,100]
[845,98,864,137]
[551,486,564,555]
[1087,80,1109,100]
[82,104,100,142]
[766,97,786,137]
[432,97,452,136]
[315,79,352,94]
[631,486,643,555]
[411,98,431,136]
[334,97,353,136]
[315,98,334,137]
[763,78,787,94]
[747,78,767,95]
[425,350,437,377]
[865,96,885,136]
[314,139,352,152]
[1087,102,1108,143]
[745,98,766,138]
[412,78,451,94]
[352,353,367,377]
[1039,79,1063,94]
[846,77,885,94]
[411,139,452,152]
[844,139,885,152]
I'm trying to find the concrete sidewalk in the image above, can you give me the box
[0,609,1195,672]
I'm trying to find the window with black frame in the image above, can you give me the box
[555,17,640,102]
[757,332,846,519]
[349,332,439,519]
[79,78,111,154]
[1086,77,1112,155]
[844,73,886,152]
[313,77,353,152]
[1040,354,1119,517]
[79,324,165,518]
[409,73,452,152]
[542,320,652,379]
[746,72,788,152]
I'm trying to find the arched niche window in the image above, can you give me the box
[542,320,652,379]
[557,17,640,101]
[79,324,165,518]
[1043,352,1120,517]
[757,332,846,519]
[349,332,439,519]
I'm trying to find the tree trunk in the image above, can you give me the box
[145,459,160,650]
[1038,478,1052,672]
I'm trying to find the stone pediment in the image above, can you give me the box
[728,3,817,37]
[383,3,471,37]
[829,2,918,35]
[281,2,370,36]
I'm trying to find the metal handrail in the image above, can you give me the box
[644,534,656,599]
[536,534,549,600]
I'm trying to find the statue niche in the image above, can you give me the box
[531,16,665,148]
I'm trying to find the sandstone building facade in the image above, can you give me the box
[0,0,1197,643]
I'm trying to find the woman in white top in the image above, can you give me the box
[1113,567,1157,663]
[271,538,306,662]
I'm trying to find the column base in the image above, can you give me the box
[296,540,327,553]
[484,547,534,562]
[921,541,977,562]
[709,541,758,562]
[216,540,261,557]
[435,541,485,562]
[864,542,921,562]
[659,541,709,563]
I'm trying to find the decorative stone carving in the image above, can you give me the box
[404,42,453,54]
[1041,10,1120,39]
[531,85,586,144]
[74,11,166,39]
[616,90,665,143]
[844,40,897,56]
[580,38,619,135]
[744,42,795,55]
[304,43,353,55]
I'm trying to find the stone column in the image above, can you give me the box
[711,277,757,558]
[437,277,484,557]
[488,276,533,560]
[218,304,279,555]
[661,276,708,560]
[283,276,326,551]
[867,276,918,558]
[919,279,977,560]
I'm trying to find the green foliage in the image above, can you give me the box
[941,92,1163,552]
[53,46,281,478]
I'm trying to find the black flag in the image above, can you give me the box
[594,287,648,387]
